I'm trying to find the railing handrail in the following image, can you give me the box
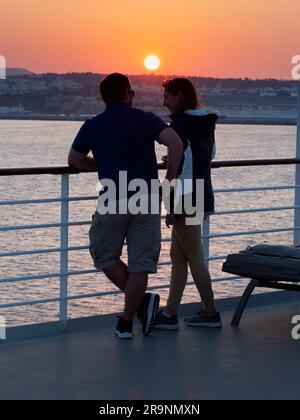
[1,158,300,176]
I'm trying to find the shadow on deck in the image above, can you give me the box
[0,292,300,400]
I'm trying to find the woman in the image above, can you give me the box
[156,77,221,330]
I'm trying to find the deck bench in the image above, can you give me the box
[222,244,300,326]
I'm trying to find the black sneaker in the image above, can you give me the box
[142,293,160,336]
[184,311,222,328]
[115,317,134,339]
[155,310,179,330]
[137,293,151,322]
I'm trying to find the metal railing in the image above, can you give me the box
[1,158,300,327]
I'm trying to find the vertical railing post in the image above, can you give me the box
[60,173,69,329]
[294,82,300,245]
[202,217,210,268]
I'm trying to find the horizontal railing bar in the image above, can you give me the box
[214,186,300,193]
[0,258,230,284]
[0,220,178,235]
[0,289,142,309]
[2,224,298,258]
[0,276,243,309]
[207,255,228,261]
[142,277,242,290]
[1,199,298,220]
[0,239,173,257]
[204,226,300,239]
[0,196,98,206]
[214,205,300,216]
[1,186,299,207]
[0,243,226,261]
[214,185,300,193]
[0,167,90,176]
[1,204,299,232]
[1,186,299,206]
[212,158,300,168]
[0,290,134,309]
[0,269,98,284]
[0,221,90,232]
[0,296,62,309]
[0,248,226,262]
[1,159,300,177]
[211,275,243,283]
[0,261,173,283]
[0,245,89,258]
[0,198,62,206]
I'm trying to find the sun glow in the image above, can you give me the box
[144,55,160,71]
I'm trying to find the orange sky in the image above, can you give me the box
[1,0,299,79]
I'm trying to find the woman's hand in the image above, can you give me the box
[166,213,176,228]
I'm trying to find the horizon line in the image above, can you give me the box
[5,68,297,82]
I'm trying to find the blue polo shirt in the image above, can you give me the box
[72,103,167,196]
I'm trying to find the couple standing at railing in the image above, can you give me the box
[68,73,221,339]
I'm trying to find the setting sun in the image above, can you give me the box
[144,55,160,71]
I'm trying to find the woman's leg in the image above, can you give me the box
[174,217,217,315]
[166,225,188,314]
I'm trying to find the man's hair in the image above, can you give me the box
[100,73,131,104]
[163,77,200,112]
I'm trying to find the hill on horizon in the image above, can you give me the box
[6,68,35,76]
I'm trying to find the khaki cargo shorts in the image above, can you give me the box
[89,211,161,273]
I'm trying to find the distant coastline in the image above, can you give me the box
[0,114,297,126]
[1,73,298,127]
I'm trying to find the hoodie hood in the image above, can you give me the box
[170,109,219,127]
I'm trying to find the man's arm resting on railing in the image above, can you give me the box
[68,147,98,171]
[158,127,183,181]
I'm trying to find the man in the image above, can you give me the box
[68,73,183,339]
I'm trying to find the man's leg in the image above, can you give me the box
[123,272,148,320]
[90,213,130,292]
[126,211,161,334]
[103,260,129,292]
